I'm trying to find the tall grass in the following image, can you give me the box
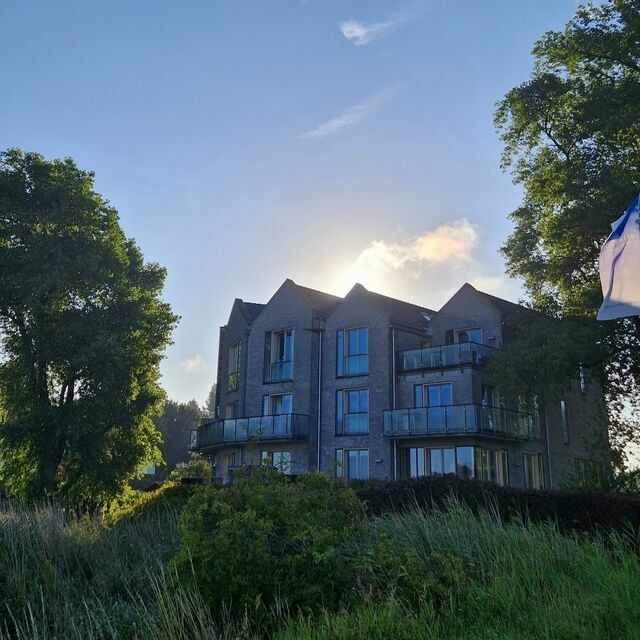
[2,495,640,639]
[0,500,226,639]
[279,501,640,639]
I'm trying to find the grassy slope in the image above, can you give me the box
[1,489,639,639]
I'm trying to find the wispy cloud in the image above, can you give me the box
[299,87,394,140]
[339,3,425,46]
[178,355,206,375]
[339,18,404,46]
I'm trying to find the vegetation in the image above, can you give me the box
[0,149,178,502]
[153,399,203,477]
[3,474,640,639]
[173,468,366,620]
[495,0,640,463]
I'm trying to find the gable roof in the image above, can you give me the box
[450,283,543,321]
[289,280,342,317]
[243,301,265,322]
[348,283,435,333]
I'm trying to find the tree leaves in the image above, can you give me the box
[0,149,179,501]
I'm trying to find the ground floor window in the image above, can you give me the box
[400,446,509,486]
[336,448,369,481]
[523,452,544,489]
[261,450,292,474]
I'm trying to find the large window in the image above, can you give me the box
[261,450,292,474]
[414,382,453,408]
[337,327,368,376]
[262,393,292,416]
[336,449,369,481]
[401,446,509,486]
[336,388,369,434]
[228,342,241,391]
[265,329,294,381]
[523,453,544,489]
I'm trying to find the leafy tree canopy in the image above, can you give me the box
[0,149,178,501]
[153,399,202,475]
[495,0,640,461]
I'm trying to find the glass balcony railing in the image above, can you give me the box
[269,360,293,381]
[383,404,540,440]
[189,413,310,450]
[400,342,493,372]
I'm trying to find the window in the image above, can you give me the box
[560,400,569,444]
[225,402,237,419]
[455,327,483,344]
[399,446,509,485]
[430,448,456,475]
[337,327,368,376]
[414,383,453,408]
[265,329,294,381]
[262,393,292,416]
[493,450,509,486]
[336,388,369,434]
[405,447,426,478]
[523,453,544,489]
[456,446,474,479]
[261,450,292,474]
[336,449,369,481]
[228,342,241,391]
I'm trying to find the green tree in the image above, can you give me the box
[495,0,640,463]
[0,149,178,501]
[203,382,217,417]
[153,399,202,476]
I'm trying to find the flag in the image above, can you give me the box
[597,195,640,321]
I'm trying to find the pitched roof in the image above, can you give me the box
[457,283,542,320]
[290,280,342,317]
[354,284,435,332]
[243,302,265,322]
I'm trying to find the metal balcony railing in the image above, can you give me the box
[190,413,310,450]
[400,342,493,372]
[383,404,539,440]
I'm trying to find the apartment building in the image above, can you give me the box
[190,279,608,488]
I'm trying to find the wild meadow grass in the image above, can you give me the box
[1,491,640,639]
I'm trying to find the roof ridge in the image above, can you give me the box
[365,287,435,314]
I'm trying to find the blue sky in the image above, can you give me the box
[0,0,582,404]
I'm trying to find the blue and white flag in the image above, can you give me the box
[597,195,640,321]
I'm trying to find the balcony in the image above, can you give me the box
[190,413,309,451]
[400,342,493,372]
[268,360,293,382]
[383,404,539,440]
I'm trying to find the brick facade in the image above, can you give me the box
[194,280,609,488]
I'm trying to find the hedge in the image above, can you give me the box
[355,476,640,536]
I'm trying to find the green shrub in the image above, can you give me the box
[103,482,198,526]
[355,476,640,536]
[172,468,366,621]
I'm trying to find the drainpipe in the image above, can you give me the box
[242,329,250,417]
[544,393,553,488]
[392,326,397,479]
[317,329,323,471]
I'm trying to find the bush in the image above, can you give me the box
[172,468,366,621]
[102,482,199,526]
[355,476,640,536]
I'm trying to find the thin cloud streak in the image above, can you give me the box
[299,87,395,140]
[339,2,427,46]
[339,18,404,46]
